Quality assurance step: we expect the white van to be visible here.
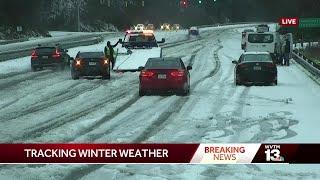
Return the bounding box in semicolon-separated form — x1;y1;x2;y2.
245;32;275;55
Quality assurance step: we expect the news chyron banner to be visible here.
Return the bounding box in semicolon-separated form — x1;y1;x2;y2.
0;144;319;164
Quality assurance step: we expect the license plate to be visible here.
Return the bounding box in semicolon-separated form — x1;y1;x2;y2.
253;66;261;71
89;62;96;66
42;56;48;59
158;74;167;79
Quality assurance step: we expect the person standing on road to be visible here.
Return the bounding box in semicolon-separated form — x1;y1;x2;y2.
104;40;120;69
284;39;291;66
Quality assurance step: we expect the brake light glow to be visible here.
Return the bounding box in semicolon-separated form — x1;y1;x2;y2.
239;64;248;68
102;58;109;65
31;50;38;59
170;70;185;77
266;63;275;68
52;49;61;58
75;59;82;66
141;70;154;77
143;30;154;35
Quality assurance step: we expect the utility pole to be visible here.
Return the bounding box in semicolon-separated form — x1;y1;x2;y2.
77;1;80;32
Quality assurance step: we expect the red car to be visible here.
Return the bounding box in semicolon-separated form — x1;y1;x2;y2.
139;57;192;96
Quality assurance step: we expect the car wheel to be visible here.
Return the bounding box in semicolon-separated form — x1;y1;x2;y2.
235;77;241;86
139;90;146;96
71;70;80;80
59;63;66;71
31;66;38;72
102;74;111;80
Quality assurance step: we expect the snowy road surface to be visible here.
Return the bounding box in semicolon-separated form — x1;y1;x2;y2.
1;25;320;179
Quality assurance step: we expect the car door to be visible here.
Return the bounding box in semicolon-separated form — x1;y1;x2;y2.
180;59;189;86
235;55;244;80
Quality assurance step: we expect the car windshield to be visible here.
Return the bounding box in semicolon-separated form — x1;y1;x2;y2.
36;47;55;53
243;54;272;62
248;34;274;43
145;59;182;69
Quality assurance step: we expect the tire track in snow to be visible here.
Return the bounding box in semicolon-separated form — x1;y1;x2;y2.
0;81;88;122
61;35;223;180
10;85;137;143
69;45;205;141
133;44;223;143
0;70;53;90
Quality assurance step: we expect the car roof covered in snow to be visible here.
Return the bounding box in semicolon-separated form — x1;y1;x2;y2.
190;26;198;30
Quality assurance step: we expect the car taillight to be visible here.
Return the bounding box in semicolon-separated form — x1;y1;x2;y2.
75;58;82;66
170;70;185;77
52;49;61;58
31;50;38;59
141;70;154;77
266;63;275;68
239;64;248;68
101;57;109;66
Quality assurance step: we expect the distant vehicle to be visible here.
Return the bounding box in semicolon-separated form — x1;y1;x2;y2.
70;52;110;80
241;29;254;49
161;23;171;31
188;26;199;36
138;57;192;96
114;30;165;71
146;24;155;30
135;24;145;31
232;52;277;86
256;24;270;33
31;45;70;71
172;24;181;31
244;32;277;61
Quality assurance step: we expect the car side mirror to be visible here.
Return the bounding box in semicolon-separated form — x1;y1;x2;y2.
158;38;165;43
187;66;192;70
232;60;238;64
138;66;144;71
65;50;69;53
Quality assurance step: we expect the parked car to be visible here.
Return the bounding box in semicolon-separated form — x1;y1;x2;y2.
233;52;277;86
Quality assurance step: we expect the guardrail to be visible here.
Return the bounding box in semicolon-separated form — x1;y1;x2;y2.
0;36;104;62
0;38;29;45
292;52;320;77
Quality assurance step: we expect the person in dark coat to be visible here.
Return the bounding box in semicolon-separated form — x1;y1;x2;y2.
284;39;291;66
104;40;120;69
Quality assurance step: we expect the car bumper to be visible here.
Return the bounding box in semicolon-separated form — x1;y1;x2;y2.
73;66;110;76
238;72;277;84
140;80;186;91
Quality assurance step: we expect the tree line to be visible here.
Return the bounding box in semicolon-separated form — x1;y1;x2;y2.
0;0;319;32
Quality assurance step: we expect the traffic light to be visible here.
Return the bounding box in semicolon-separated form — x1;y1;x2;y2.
180;0;188;8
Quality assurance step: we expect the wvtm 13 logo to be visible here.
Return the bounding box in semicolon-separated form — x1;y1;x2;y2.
264;145;285;162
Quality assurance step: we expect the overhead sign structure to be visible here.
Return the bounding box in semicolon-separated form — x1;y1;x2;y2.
299;18;320;28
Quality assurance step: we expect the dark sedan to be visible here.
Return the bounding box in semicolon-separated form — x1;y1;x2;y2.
139;57;192;96
233;52;277;86
31;45;70;71
71;52;110;80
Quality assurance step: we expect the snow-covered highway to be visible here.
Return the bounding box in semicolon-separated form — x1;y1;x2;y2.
1;25;320;179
